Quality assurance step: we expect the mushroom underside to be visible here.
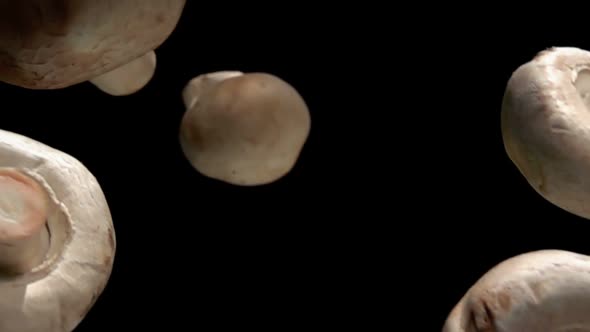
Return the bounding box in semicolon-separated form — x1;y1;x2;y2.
0;130;115;332
0;0;185;89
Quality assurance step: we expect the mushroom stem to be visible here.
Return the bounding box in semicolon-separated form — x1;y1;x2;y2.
89;50;157;96
0;168;49;275
182;71;244;109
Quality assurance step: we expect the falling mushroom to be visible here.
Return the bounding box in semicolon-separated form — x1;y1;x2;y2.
179;71;311;186
0;1;185;93
0;129;115;332
442;250;590;331
89;51;157;96
502;46;590;219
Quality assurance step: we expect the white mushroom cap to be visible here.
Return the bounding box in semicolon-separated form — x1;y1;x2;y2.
179;71;311;186
90;51;157;96
502;46;590;219
442;250;590;331
0;1;185;89
0;129;115;332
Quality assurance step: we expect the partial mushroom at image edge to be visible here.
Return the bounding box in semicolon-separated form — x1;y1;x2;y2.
0;1;186;95
0;129;115;332
502;46;590;220
442;250;590;331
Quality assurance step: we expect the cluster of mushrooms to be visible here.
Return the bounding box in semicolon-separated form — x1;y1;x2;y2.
0;2;310;332
442;47;590;331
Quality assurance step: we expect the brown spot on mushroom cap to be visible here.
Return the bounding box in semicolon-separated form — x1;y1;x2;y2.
496;290;512;312
180;72;311;186
107;227;115;253
0;0;185;89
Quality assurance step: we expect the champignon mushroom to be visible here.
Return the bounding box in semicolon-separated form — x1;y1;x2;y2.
0;129;115;332
0;1;185;91
502;46;590;219
179;71;311;186
442;250;590;331
89;51;157;96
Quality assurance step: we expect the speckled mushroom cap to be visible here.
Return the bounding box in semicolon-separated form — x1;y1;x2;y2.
180;71;312;186
502;47;590;219
442;250;590;332
0;129;115;332
0;0;185;89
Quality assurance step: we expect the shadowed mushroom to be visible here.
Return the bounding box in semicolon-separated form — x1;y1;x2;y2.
0;129;115;332
179;71;311;186
0;1;185;93
502;46;590;219
442;250;590;331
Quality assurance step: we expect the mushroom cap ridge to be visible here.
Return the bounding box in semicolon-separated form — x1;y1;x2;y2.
502;46;590;219
442;250;590;331
0;129;115;332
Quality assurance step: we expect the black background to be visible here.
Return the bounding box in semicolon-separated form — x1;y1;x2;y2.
16;5;590;332
0;2;368;331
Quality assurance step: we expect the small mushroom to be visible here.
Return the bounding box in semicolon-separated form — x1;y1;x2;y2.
179;71;311;186
89;51;157;96
0;1;185;91
502;46;590;219
0;129;115;332
442;250;590;331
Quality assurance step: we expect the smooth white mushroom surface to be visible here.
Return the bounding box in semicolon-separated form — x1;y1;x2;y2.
0;129;115;332
0;1;185;90
502;46;590;220
179;71;311;186
442;250;590;331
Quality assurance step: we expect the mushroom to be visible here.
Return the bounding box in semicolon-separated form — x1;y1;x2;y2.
442;250;590;331
0;1;185;92
0;129;115;332
502;46;590;219
89;51;157;96
179;71;311;186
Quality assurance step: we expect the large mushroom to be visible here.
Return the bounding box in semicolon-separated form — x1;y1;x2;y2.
0;129;115;332
502;46;590;219
179;71;311;186
442;250;590;331
0;1;186;95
